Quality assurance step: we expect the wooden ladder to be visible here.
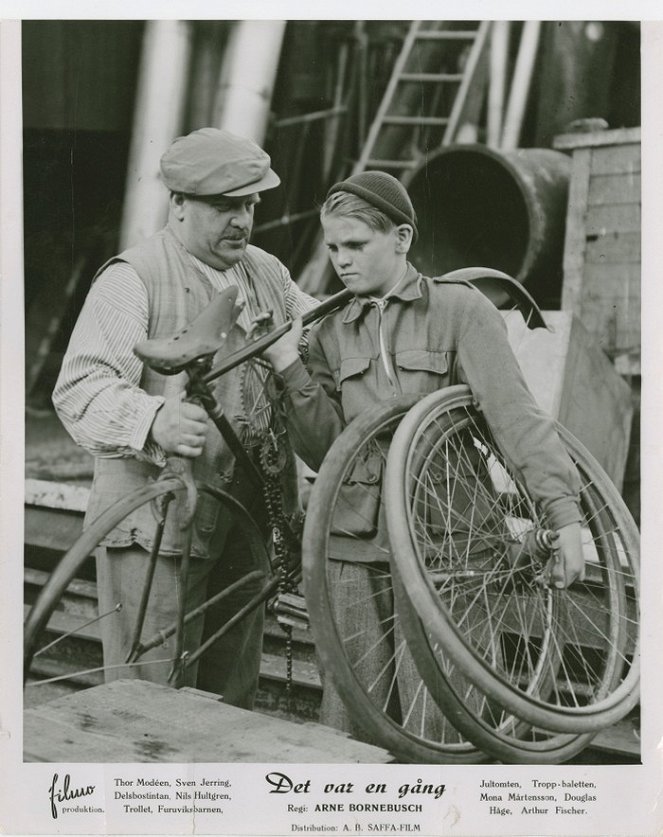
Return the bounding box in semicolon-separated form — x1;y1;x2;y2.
297;21;492;293
352;20;492;177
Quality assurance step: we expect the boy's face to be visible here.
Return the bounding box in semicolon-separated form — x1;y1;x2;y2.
322;215;407;297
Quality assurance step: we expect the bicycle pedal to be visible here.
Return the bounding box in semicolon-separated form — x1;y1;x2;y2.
276;613;310;631
272;593;309;630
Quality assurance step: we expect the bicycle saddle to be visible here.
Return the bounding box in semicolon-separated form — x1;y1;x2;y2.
134;286;244;374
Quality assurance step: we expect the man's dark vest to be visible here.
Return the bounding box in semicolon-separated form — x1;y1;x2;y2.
85;226;296;558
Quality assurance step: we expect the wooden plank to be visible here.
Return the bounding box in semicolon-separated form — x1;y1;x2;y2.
578;264;641;356
25;567;97;602
585;203;641;236
587;172;640;207
591;716;640;758
553;126;641;150
25;477;90;511
25;506;85;552
591;143;641;176
581;264;641;304
261;652;321;690
25;412;94;482
561;148;592;313
582;262;641;303
24;604;101;645
24;679;394;762
585;231;640;264
557;314;634;489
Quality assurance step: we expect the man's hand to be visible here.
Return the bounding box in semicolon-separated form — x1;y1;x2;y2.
548;522;585;589
150;392;209;457
262;317;304;373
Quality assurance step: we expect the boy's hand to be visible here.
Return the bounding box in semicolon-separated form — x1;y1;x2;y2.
262;317;304;373
548;522;585;589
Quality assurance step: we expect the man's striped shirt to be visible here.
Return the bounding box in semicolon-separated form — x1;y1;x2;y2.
52;254;315;464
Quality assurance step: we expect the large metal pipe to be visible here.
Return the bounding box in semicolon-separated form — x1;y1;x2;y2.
405;144;570;304
119;21;192;249
213;20;287;144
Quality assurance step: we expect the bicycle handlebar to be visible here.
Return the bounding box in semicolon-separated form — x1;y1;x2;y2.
203;287;353;385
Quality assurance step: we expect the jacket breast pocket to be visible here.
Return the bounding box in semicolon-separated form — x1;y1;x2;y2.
395;349;452;391
334;356;372;389
334;355;373;423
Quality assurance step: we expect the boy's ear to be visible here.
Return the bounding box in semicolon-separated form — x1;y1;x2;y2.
395;224;413;253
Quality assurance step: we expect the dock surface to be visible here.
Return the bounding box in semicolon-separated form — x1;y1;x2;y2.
23;679;394;764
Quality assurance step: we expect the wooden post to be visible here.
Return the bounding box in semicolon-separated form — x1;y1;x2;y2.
188;22;227;129
487;21;509;148
501;20;541;151
323;41;349;183
119;21;192;250
213;20;286;144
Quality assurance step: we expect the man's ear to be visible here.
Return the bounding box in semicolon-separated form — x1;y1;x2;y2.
394;224;413;254
170;192;187;221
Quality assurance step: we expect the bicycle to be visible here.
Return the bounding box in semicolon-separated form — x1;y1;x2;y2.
24;269;639;764
24;285;352;696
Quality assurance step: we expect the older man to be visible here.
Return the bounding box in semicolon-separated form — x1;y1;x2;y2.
53;128;315;708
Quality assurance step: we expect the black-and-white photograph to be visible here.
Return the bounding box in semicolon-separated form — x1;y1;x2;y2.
2;9;660;837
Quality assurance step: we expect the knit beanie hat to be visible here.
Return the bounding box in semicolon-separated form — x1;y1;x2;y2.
326;172;419;243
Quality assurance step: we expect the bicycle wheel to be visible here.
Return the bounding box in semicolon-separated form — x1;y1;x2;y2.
303;395;493;764
25;476;273;693
385;385;640;735
391;569;597;763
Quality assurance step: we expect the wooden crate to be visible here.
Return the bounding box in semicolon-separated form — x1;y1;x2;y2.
553;127;640;375
504;310;634;491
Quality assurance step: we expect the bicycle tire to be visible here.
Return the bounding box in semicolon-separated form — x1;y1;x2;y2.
385;385;640;735
391;568;597;763
25;476;272;690
302;395;491;764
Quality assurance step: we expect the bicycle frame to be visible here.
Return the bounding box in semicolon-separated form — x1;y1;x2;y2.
132;287;354;684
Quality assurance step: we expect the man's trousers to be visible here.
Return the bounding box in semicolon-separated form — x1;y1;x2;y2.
95;519;267;710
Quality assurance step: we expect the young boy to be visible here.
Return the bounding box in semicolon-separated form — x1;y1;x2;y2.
264;171;584;733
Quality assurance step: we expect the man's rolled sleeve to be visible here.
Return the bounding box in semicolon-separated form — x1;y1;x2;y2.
129;395;167;466
53;262;168;463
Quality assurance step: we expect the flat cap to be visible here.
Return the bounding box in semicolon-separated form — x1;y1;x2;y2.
160;127;281;196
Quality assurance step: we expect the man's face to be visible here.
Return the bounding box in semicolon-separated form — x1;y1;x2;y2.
322;214;406;297
174;193;260;270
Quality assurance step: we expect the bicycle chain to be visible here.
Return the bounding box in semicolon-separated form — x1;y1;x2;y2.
241;360;300;709
260;436;299;710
